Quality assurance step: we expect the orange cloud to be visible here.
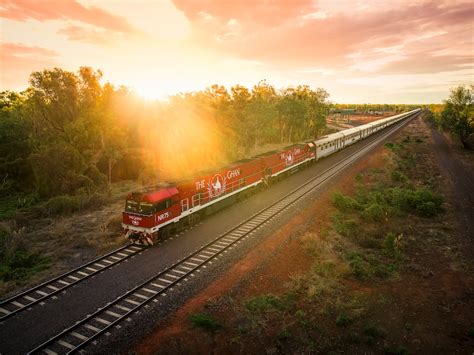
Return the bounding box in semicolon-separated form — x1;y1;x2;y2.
0;42;59;89
0;0;137;33
57;25;116;45
172;0;474;74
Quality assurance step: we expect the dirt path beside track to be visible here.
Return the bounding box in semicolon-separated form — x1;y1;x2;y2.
430;127;474;256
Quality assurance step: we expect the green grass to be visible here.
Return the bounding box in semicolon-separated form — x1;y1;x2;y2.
43;193;109;216
0;194;38;220
0;229;50;283
244;294;288;312
0;250;50;282
188;313;223;333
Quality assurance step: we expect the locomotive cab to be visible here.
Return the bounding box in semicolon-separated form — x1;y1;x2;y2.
122;186;180;245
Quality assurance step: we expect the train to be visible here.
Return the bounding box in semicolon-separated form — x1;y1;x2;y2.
123;108;421;245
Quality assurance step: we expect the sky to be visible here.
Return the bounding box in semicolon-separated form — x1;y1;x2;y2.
0;0;473;103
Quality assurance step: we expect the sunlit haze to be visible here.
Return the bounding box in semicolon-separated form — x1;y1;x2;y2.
1;0;473;103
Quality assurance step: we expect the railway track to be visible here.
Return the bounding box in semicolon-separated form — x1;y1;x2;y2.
28;112;419;354
0;244;145;321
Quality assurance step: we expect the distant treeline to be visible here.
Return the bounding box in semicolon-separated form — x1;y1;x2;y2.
0;67;334;199
425;85;473;149
330;103;422;113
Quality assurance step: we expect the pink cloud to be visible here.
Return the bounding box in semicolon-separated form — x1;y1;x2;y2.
0;42;59;90
173;0;315;26
172;0;474;74
0;0;137;33
57;25;114;45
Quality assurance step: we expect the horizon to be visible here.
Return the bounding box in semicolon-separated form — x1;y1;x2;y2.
1;0;473;104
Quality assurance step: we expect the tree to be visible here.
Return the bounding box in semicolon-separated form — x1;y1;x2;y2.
440;85;474;149
0;91;33;192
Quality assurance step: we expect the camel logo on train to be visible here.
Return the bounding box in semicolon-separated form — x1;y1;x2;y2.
208;174;226;199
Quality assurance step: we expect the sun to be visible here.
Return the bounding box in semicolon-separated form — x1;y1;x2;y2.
134;85;169;100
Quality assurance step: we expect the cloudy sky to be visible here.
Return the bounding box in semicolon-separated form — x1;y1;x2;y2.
1;0;473;103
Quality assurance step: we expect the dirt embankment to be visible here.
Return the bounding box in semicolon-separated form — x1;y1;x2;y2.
135;117;474;354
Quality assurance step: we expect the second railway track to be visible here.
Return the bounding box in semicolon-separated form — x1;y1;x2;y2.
28;112;419;355
0;243;145;321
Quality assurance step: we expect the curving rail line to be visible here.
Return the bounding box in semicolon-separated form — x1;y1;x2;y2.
28;110;420;354
0;244;145;321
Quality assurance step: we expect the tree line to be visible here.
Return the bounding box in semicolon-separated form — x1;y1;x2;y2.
425;85;473;149
0;67;331;200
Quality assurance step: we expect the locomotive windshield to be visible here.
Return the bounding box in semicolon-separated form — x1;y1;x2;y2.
125;200;154;215
125;198;171;215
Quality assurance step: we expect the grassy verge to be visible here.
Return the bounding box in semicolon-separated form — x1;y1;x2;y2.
0;227;50;286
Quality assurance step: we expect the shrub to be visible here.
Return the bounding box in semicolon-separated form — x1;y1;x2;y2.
332;192;360;212
277;328;291;342
391;170;407;183
245;294;286;312
386;187;443;217
336;314;353;327
43;193;109;216
188;313;222;333
346;252;370;280
363;324;386;338
0;230;50;282
362;203;385;222
331;213;359;238
383;233;402;258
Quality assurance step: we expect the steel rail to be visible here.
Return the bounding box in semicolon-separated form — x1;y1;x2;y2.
0;243;145;321
28;112;420;354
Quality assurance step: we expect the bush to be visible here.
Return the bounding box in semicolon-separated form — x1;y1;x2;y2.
0;229;50;282
362;203;385;222
383;233;402;258
336;314;353;327
346;252;370;280
188;313;222;333
43;193;109;216
332;192;360;212
363;324;386;338
245;294;286;312
277;328;291;342
44;195;81;215
331;213;359;238
391;170;407;183
386;187;443;217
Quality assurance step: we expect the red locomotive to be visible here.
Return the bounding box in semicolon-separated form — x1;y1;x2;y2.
123;143;315;244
